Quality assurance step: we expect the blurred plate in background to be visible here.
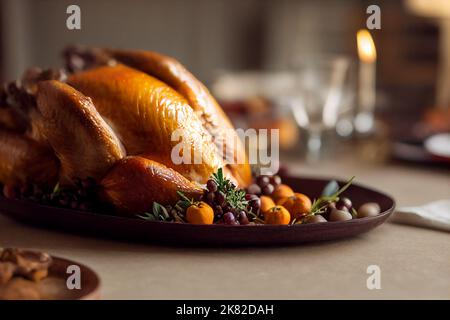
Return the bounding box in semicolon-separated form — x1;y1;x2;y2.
425;133;450;161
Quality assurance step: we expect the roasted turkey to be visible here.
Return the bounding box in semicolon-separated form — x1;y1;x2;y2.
0;47;251;214
36;80;125;183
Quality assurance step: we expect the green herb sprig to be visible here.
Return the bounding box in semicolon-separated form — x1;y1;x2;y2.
309;176;355;216
137;202;170;222
211;168;248;210
176;191;196;209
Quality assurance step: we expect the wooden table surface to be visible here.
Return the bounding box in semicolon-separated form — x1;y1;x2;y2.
0;156;449;299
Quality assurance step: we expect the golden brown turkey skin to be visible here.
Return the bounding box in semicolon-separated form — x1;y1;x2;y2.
0;107;28;133
0;128;59;186
67;64;223;184
105;49;252;187
36;80;125;183
100;156;203;214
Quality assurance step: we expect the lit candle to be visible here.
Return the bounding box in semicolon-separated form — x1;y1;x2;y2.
356;29;377;133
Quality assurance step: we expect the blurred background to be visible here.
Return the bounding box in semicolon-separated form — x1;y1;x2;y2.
1;0;450;168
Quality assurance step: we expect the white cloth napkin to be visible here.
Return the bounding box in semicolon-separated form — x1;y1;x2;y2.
391;199;450;232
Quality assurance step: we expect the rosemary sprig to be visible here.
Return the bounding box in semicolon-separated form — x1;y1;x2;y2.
309;176;355;216
52;182;60;195
211;168;248;210
212;167;227;191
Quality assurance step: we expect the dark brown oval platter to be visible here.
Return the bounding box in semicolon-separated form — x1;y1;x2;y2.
0;176;395;246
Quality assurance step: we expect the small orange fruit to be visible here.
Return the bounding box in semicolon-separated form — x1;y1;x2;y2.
277;193;312;221
260;196;276;216
271;184;294;202
186;201;214;224
264;205;291;225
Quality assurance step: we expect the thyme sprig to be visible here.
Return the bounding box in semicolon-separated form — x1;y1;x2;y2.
212;168;248;210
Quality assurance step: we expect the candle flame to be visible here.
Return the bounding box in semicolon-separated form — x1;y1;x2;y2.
357;29;377;63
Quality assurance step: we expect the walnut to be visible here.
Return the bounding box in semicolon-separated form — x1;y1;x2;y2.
0;248;52;282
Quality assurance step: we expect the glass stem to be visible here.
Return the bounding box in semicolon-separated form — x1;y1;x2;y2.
306;130;322;163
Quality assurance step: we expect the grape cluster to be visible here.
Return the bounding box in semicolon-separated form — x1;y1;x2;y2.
246;175;281;196
245;194;260;215
2;178;101;212
201;179;250;225
321;197;354;221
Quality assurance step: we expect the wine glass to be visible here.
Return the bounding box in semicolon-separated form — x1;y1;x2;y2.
287;55;353;161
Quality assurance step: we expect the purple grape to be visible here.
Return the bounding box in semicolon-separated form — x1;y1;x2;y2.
357;202;381;218
70;201;78;209
337;197;352;211
245;194;258;201
261;184;274;195
257;176;270;188
239;211;249;225
246;184;261;195
304;215;327;224
335;203;349;212
223;212;235;224
326;201;336;212
329;209;352;221
215;191;226;206
206;179;218;192
205;192;215;204
214;205;223;216
271;175;282;187
250;198;261;211
58;197;69;207
322;202;336;219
